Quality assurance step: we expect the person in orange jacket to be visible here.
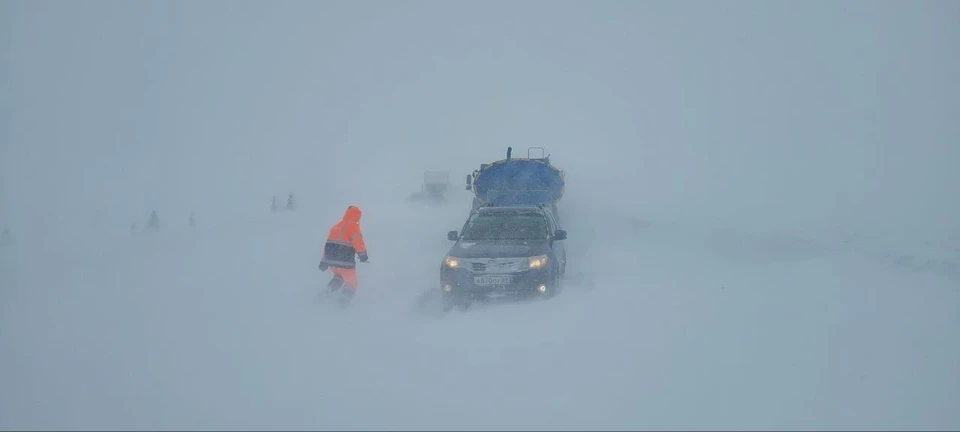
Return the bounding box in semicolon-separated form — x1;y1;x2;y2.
318;205;368;307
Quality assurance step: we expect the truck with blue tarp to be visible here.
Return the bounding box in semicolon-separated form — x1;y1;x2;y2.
464;146;565;218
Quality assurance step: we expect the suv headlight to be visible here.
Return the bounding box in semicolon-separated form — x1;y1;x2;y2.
527;255;548;269
444;256;460;268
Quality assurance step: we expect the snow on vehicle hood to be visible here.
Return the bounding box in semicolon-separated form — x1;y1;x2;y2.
447;239;551;259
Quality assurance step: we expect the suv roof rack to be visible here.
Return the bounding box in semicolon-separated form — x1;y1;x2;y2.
476;205;542;212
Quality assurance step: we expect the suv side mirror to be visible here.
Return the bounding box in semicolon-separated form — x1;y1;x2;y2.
447;230;459;241
465;174;472;190
552;230;567;241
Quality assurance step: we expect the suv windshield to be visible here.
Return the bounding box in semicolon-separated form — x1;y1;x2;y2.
460;212;549;241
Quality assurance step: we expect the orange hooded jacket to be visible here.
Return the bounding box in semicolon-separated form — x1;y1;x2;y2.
320;205;367;268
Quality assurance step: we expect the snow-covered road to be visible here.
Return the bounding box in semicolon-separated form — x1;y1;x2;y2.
2;193;957;430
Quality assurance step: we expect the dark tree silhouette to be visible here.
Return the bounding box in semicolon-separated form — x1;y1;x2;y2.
147;211;160;231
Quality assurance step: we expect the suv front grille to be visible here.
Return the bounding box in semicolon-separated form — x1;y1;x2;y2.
462;258;526;273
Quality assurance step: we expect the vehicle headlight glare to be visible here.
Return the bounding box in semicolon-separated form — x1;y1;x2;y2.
528;255;548;269
444;256;459;268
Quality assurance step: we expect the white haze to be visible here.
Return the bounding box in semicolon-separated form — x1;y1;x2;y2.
1;0;958;429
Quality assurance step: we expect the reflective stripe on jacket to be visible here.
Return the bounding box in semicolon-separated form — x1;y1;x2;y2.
321;205;366;269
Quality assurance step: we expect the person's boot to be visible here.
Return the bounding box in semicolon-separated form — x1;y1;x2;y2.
327;275;344;292
337;288;355;308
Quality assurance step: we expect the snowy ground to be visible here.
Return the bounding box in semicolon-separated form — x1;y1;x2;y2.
1;192;957;431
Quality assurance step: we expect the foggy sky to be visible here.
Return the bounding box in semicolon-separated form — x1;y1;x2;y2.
3;0;958;241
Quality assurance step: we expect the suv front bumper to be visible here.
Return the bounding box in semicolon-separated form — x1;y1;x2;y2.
440;266;556;300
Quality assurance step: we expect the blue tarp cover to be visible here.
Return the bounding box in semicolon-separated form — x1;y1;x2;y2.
473;159;564;206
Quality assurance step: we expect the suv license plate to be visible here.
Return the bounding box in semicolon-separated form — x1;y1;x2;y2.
474;275;511;286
